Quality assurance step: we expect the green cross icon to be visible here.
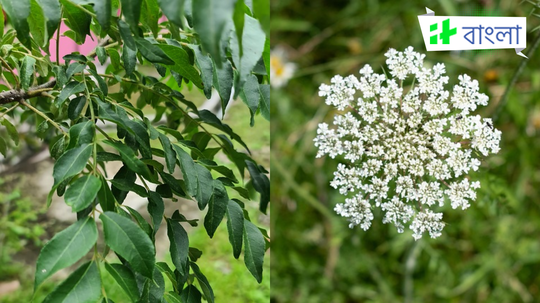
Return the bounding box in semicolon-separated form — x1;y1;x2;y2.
429;18;457;45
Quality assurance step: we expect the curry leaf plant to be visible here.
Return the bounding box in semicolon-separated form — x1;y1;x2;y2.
0;0;269;301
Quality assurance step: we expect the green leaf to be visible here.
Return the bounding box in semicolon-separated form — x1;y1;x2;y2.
198;110;250;152
67;120;94;150
35;217;98;288
190;262;214;303
97;175;115;211
0;137;6;157
158;44;202;88
239;73;260;124
20;56;36;90
120;0;142;30
96;46;107;65
67;96;86;120
53;143;92;185
125;206;152;236
141;0;159;36
253;0;269;35
164;292;183;303
226;200;244;259
0;0;31;46
93;0;111;31
66;62;85;79
204;180;228;238
135;38;174;65
181;285;202;303
42;261;101;303
60;0;91;44
1;118;19;146
56;81;85;107
29;0;46;47
100;211;156;278
111;165;135;204
0;3;4;37
147;191;164;235
234;15;265;91
64;175;101;212
104;263;139;302
246;160;270;214
158;0;183;27
212;59;233;110
157;262;177;288
158;133;176;174
192;0;235;66
187;44;213;99
166;218;189;273
87;68;108;95
194;164;214;210
243;219;265;283
103;140;152;179
259;83;270;120
173;145;197;196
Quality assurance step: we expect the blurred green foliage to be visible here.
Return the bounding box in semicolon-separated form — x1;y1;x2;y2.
271;0;540;302
0;179;45;280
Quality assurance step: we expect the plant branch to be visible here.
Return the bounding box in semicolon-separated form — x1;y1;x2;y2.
0;56;20;88
0;80;56;105
18;98;67;135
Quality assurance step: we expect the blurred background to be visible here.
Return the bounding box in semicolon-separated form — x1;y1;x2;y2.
271;0;540;302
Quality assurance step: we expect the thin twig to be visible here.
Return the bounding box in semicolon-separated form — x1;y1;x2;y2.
18;98;67;135
404;240;421;303
0;56;20;88
493;30;540;122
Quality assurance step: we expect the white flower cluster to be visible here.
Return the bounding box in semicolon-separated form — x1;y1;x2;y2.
314;47;501;240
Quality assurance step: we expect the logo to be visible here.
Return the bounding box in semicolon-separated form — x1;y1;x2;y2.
418;8;527;57
429;19;457;45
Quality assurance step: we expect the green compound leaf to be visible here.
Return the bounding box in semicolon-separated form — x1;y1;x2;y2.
166;218;189;273
226;200;244;259
100;211;156;279
104;262;139;302
243;219;265;283
42;261;101;303
35;217;98;289
64;175;101;212
53;143;92;185
204;180;228;238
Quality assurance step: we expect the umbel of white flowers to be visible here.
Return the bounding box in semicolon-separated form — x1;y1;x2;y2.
314;47;501;240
